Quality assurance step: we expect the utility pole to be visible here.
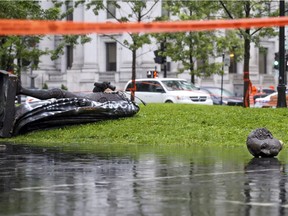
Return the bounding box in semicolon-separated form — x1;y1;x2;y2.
277;0;287;108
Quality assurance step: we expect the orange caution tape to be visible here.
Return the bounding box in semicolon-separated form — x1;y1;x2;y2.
0;16;288;35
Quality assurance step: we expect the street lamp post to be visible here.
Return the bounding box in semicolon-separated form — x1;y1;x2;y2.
221;53;224;105
277;0;287;108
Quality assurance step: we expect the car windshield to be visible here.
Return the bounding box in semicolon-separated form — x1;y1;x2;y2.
162;80;198;91
204;88;235;97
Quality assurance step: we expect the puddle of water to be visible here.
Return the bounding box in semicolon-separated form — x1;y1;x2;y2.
0;144;288;216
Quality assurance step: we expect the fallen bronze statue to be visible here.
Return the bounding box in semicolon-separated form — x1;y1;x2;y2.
246;127;283;158
0;70;139;138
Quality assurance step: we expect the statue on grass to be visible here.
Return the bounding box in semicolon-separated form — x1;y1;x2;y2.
246;128;283;158
0;70;139;138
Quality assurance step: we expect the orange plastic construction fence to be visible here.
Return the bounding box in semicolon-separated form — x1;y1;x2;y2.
0;16;288;35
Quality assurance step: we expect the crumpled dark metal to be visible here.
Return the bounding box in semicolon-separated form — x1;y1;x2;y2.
13;97;139;136
246;128;283;158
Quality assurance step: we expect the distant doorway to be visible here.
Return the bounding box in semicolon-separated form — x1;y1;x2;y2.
259;48;267;74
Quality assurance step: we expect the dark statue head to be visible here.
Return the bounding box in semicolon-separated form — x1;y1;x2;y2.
246;128;283;158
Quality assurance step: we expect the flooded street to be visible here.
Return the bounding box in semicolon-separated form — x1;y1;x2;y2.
0;144;288;216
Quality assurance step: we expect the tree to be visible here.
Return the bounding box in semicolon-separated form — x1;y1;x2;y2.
219;0;278;107
0;1;48;75
0;1;90;84
152;1;243;84
0;1;72;78
46;1;92;62
81;0;160;101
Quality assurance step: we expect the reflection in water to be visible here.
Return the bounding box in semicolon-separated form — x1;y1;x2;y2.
244;158;287;216
0;144;288;215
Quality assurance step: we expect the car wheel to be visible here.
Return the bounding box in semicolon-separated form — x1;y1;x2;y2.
165;100;173;103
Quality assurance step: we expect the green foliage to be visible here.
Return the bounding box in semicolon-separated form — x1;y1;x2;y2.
153;1;244;79
219;0;278;70
0;0;42;19
50;35;92;60
50;43;65;61
2;104;288;152
81;0;159;83
0;1;42;72
152;1;275;79
42;83;48;89
0;0;91;74
83;0;158;51
74;0;159;101
0;1;64;74
61;84;68;90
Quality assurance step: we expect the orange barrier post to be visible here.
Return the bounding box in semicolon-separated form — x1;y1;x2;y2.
250;85;257;107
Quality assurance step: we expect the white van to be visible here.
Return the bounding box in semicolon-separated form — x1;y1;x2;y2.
124;78;213;105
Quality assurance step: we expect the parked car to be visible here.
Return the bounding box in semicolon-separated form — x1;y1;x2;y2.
253;88;276;103
124;78;213;105
200;86;243;106
254;92;288;108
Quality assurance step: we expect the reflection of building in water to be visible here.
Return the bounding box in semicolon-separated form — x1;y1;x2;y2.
244;158;286;216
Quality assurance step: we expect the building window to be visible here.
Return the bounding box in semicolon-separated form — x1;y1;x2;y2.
161;1;169;17
264;2;271;15
106;42;116;71
66;45;73;69
259;48;267;74
107;1;116;19
166;62;171;72
197;59;206;74
66;1;73;21
229;52;237;74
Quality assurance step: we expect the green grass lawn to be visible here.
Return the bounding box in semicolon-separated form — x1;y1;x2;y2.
1;104;288;151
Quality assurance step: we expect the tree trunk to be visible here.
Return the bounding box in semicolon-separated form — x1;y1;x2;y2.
243;29;251;108
190;73;195;84
189;51;195;84
243;2;251;108
130;48;136;102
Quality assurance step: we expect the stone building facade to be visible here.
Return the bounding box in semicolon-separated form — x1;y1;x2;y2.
21;1;279;96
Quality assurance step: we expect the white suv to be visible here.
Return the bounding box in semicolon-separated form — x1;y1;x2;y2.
124;78;213;105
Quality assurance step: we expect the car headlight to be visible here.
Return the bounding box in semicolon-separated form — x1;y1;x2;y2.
176;95;190;100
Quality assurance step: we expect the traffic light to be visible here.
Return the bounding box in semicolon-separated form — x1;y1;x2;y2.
153;50;166;64
274;52;279;70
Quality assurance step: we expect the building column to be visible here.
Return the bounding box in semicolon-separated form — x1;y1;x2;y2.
83;9;99;71
71;4;84;69
38;1;56;71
